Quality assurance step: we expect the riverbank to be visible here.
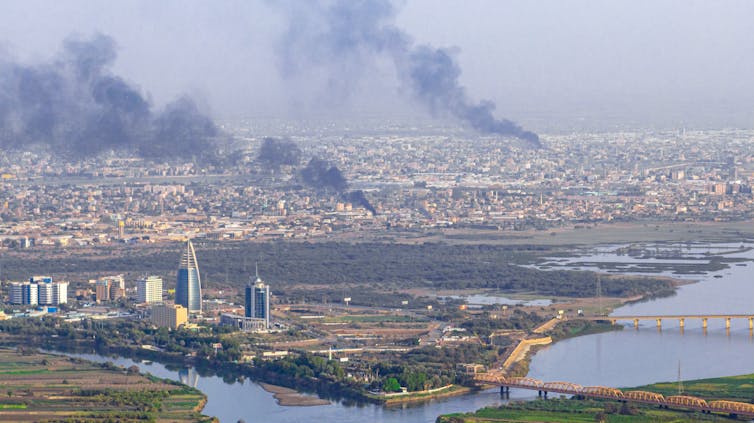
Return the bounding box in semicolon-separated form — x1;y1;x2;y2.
0;347;213;422
259;383;331;406
417;219;754;246
439;373;754;422
371;385;475;406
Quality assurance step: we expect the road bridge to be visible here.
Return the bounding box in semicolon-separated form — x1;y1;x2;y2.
475;372;754;419
578;314;754;330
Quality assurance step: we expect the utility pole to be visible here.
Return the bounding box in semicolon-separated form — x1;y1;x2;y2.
596;274;603;316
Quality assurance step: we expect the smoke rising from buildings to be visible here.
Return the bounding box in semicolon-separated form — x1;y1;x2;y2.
0;33;219;160
300;157;348;192
345;190;377;215
275;0;540;147
257;137;302;169
300;157;376;215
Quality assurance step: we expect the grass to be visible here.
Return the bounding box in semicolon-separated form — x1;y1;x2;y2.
0;348;211;422
441;372;754;423
633;373;754;401
441;399;725;422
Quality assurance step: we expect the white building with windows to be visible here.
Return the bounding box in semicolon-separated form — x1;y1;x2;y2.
138;276;163;304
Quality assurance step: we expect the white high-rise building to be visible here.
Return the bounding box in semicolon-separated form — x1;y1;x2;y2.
138;276;163;304
38;282;54;305
7;279;65;305
8;282;38;305
52;282;68;305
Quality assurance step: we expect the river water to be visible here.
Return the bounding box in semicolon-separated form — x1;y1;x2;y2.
58;242;754;422
528;242;754;388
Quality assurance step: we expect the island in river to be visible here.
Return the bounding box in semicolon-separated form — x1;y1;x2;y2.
0;347;213;422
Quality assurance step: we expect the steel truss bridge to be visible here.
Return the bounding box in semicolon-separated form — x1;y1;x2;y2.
475;372;754;419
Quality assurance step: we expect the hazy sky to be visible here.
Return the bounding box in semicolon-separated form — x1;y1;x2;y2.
1;0;753;130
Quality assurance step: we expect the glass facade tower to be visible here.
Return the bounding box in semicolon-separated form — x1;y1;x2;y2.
245;266;270;328
176;239;202;313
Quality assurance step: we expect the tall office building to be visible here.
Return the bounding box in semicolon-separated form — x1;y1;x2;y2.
245;266;270;329
138;276;163;304
176;239;202;313
8;278;66;305
52;282;68;305
8;282;38;305
37;282;53;305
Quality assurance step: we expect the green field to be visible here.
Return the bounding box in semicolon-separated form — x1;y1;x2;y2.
634;374;754;402
440;374;754;422
0;348;214;422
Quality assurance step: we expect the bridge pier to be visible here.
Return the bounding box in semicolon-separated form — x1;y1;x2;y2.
656;318;662;329
633;319;639;329
702;318;708;329
726;317;731;329
749;317;753;330
679;318;684;329
500;386;510;397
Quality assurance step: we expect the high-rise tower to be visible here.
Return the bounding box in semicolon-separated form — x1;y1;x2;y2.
245;264;270;328
176;239;202;313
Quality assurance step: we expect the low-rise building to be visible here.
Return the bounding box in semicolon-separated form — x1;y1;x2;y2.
220;313;268;332
151;304;188;329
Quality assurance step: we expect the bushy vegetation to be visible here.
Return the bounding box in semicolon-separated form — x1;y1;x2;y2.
441;398;721;422
460;309;547;338
0;241;673;299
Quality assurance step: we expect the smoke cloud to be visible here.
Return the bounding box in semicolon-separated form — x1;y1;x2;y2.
0;33;220;160
275;0;540;147
345;190;377;215
257;137;302;169
300;157;348;192
300;157;376;215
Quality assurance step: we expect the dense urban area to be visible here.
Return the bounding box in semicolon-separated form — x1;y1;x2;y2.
1;124;753;421
1;126;753;247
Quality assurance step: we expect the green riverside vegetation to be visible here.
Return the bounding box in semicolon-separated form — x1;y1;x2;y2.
0;347;213;422
439;373;754;422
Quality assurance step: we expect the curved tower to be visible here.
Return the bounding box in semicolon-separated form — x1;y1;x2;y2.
176;239;202;313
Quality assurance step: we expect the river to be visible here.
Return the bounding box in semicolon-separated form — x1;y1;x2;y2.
57;242;754;422
529;242;754;387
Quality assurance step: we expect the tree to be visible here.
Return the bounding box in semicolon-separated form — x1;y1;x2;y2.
383;377;401;393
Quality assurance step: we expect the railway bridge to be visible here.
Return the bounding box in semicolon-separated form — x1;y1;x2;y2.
474;372;754;419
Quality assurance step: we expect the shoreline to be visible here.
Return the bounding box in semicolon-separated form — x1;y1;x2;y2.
259;382;331;407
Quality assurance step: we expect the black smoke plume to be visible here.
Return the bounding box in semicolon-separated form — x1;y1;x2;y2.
275;0;540;148
300;157;348;192
0;33;220;160
345;190;377;215
300;157;376;215
257;137;302;169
